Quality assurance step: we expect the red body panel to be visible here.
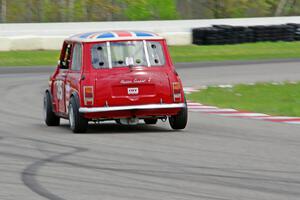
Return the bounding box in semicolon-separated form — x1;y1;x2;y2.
49;36;185;120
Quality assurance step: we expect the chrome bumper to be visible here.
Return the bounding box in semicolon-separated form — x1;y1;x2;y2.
79;103;185;113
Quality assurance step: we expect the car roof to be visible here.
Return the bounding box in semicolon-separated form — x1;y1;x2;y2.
67;31;164;43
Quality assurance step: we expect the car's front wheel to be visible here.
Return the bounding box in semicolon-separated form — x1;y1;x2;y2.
69;97;88;133
43;92;60;126
169;103;188;130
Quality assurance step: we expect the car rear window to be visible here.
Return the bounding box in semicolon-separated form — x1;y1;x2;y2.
91;41;166;69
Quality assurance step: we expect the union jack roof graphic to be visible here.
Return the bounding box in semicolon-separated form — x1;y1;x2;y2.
68;31;163;42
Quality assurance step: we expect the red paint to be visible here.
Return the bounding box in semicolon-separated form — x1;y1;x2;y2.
114;31;132;37
264;118;300;122
48;32;185;120
205;111;251;114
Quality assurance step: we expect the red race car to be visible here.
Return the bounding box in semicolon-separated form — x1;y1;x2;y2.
44;31;188;133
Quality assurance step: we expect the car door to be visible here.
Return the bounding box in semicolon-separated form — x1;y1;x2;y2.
54;43;73;114
65;43;83;112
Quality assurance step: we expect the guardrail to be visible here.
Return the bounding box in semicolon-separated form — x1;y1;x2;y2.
0;16;300;51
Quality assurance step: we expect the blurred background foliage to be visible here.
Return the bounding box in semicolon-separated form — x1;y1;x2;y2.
0;0;299;23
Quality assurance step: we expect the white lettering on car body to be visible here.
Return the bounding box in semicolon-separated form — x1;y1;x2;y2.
120;78;150;84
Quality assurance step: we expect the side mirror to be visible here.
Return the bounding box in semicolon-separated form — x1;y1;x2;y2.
57;60;63;68
58;60;68;69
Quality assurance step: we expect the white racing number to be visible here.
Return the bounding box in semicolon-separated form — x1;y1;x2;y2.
56;81;64;100
128;87;139;95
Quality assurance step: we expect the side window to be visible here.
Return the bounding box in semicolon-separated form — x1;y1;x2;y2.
147;42;165;66
60;43;73;69
71;43;82;71
91;43;109;69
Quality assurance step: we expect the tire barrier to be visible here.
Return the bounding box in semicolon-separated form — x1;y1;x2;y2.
192;24;300;45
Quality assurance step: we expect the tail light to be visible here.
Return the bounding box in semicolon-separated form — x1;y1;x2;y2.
173;82;182;102
83;86;94;106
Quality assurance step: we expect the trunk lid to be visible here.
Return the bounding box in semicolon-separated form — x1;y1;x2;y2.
94;68;172;107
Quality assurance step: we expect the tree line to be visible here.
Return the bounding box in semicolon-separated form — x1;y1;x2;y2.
0;0;299;23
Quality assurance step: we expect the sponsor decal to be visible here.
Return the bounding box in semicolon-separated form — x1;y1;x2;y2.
128;87;139;95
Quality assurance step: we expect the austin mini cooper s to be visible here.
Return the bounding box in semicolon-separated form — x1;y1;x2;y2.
44;31;188;133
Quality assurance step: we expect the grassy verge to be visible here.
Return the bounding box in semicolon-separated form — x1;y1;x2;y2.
169;42;300;63
0;50;60;67
0;42;300;67
188;82;300;117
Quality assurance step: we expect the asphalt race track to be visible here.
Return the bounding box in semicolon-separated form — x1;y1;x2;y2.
1;60;300;200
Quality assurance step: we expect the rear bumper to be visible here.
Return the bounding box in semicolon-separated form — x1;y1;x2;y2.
79;103;185;113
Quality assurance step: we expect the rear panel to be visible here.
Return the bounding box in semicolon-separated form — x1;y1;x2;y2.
80;39;184;110
94;67;173;107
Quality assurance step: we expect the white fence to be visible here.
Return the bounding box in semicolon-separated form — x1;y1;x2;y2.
0;16;299;51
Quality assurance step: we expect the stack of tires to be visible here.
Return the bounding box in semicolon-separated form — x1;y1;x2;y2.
192;27;220;45
192;23;300;45
213;25;253;44
249;25;294;42
287;23;300;41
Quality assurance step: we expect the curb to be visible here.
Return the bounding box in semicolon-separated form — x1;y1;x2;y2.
184;87;300;125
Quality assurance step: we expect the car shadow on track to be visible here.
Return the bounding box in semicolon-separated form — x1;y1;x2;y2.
57;123;175;134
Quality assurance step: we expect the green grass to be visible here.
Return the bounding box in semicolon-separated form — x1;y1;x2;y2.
188;82;300;117
169;42;300;63
0;42;300;66
0;50;60;67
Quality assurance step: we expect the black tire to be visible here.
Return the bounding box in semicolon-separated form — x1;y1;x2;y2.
69;97;88;133
43;91;60;126
144;118;158;125
169;103;188;130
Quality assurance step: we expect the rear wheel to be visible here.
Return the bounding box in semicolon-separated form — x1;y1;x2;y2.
43;92;60;126
69;97;88;133
144;118;158;125
169;103;188;130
